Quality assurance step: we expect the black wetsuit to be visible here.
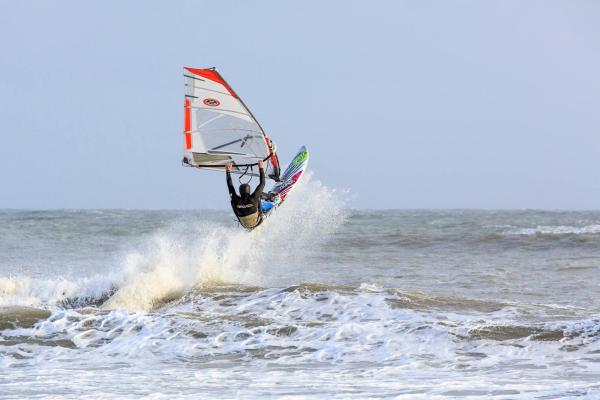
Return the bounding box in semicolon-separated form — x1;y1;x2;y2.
226;167;265;229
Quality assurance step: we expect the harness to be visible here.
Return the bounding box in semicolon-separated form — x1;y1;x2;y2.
237;212;263;229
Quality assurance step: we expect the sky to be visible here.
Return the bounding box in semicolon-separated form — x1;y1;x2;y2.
0;0;599;209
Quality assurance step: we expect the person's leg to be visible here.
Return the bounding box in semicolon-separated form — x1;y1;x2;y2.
261;192;276;202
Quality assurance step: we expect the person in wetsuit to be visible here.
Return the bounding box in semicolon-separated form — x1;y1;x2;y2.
225;160;266;229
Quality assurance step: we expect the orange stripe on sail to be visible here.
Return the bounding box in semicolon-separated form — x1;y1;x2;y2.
185;67;239;98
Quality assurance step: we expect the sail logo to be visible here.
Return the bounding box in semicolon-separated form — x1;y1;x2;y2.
203;98;221;107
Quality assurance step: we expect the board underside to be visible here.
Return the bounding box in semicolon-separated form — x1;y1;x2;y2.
261;146;309;215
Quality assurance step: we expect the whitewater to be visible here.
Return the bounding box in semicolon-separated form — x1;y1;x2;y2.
1;179;600;399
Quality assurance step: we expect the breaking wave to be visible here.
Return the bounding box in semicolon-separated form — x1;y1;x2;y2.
2;284;599;378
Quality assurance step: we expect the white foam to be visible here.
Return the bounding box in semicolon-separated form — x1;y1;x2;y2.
0;274;116;308
2;283;599;398
4;286;600;371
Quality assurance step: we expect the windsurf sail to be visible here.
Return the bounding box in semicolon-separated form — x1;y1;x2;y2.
182;67;280;180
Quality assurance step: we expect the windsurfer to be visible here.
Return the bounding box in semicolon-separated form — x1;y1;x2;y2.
226;160;266;229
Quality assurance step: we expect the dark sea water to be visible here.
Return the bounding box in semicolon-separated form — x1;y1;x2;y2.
1;183;599;398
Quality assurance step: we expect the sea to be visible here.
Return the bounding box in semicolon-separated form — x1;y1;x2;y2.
1;179;599;399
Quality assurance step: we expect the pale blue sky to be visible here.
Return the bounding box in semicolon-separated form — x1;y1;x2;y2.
1;0;599;209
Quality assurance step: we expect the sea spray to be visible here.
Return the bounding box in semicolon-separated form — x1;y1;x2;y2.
104;175;348;311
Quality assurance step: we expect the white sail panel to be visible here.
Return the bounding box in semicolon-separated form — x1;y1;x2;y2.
182;67;280;179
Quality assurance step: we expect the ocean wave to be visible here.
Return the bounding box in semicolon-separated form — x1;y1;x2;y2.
386;289;507;313
504;224;600;236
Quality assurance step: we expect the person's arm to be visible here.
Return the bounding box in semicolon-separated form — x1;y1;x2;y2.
253;160;266;197
225;163;236;197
